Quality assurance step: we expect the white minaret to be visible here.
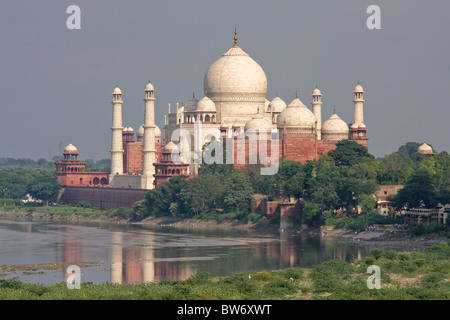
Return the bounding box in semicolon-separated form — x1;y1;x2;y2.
353;82;365;127
142;81;156;189
110;85;124;179
312;86;323;140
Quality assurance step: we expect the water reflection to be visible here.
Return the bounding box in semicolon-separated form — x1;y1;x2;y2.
0;220;368;285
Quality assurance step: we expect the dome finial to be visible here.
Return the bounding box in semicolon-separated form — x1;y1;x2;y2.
333;107;336;114
234;28;238;46
295;90;298;98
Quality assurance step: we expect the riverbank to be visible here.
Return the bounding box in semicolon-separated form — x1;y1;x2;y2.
1;241;449;300
0;209;279;233
1;209;448;252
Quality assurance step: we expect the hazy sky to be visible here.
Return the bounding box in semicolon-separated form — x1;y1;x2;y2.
1;1;449;160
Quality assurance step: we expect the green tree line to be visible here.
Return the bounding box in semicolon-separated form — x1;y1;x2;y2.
134;140;450;225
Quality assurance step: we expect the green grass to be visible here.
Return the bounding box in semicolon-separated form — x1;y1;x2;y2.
1;242;449;300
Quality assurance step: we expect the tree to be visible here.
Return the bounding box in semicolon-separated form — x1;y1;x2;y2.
180;174;224;215
28;182;60;205
328;140;374;167
390;168;439;209
144;176;188;215
223;171;254;213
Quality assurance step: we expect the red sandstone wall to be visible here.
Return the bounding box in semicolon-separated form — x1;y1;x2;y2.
59;186;148;209
126;142;143;174
56;172;109;187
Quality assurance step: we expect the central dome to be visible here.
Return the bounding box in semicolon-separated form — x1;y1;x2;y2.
203;45;267;101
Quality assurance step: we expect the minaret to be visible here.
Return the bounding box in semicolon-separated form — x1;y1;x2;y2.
110;85;124;178
312;86;322;140
353;82;365;127
350;82;368;147
142;81;156;189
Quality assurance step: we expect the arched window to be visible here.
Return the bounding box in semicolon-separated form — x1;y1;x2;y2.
93;177;100;185
205;115;210;122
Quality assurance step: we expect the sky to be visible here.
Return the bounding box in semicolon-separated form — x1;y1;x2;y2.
0;0;449;161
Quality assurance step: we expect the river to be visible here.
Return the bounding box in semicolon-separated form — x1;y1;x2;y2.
0;219;369;285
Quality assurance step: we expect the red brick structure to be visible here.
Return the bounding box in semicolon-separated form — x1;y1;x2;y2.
154;142;193;187
55;144;108;187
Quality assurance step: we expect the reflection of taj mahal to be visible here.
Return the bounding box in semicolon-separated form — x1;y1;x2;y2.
57;30;368;191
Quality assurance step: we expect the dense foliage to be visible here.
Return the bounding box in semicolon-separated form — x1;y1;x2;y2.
1;242;448;300
131;140;450;225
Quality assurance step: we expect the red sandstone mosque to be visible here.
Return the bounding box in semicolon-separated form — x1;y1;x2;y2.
56;31;369;190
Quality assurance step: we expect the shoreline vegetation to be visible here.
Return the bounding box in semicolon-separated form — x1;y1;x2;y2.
0;207;449;300
0;241;448;300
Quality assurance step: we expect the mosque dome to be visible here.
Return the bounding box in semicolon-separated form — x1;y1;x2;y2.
418;143;434;155
64;143;78;153
203;43;267;101
185;95;199;112
145;82;154;91
196;96;216;112
244;113;271;132
268;96;287;113
322;113;349;135
277;96;316;129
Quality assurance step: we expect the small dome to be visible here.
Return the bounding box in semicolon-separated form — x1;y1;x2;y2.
196;96;216;112
165;141;178;151
113;86;122;95
354;83;364;92
128;127;134;132
277;97;316;129
155;125;161;137
322;113;349;134
64;143;78;153
418;143;434;155
145;82;154;91
313;87;322;95
244;113;271;132
185;96;199;112
268;96;287;113
138;125;144;136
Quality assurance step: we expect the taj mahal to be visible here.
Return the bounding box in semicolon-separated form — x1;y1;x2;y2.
56;30;368;191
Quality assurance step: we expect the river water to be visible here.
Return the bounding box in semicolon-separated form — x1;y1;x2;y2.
0;219;369;285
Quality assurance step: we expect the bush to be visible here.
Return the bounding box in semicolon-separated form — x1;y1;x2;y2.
76;201;92;209
115;207;133;218
262;279;295;296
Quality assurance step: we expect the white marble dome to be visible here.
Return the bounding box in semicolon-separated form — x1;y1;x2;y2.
203;45;267;100
196;96;216;112
185;96;199;112
418;143;433;154
277;97;316;129
64;143;78;153
165;141;178;151
244;113;271;131
138;125;144;136
313;87;322;95
322;113;349;134
354;84;364;92
113;86;122;95
145;81;154;91
268;96;287;113
154;125;162;137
